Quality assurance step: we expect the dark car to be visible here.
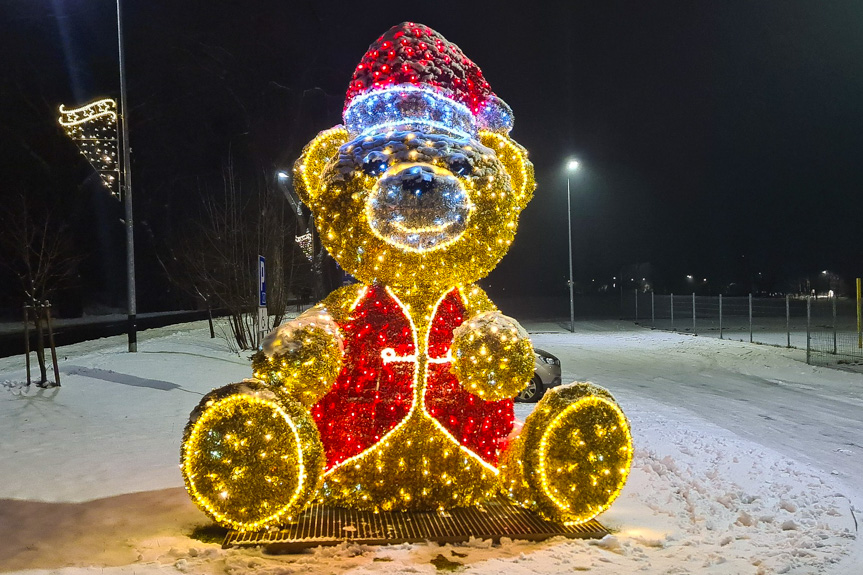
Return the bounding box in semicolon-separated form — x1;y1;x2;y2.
516;348;562;402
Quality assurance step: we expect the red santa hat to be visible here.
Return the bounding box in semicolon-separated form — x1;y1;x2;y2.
343;22;513;138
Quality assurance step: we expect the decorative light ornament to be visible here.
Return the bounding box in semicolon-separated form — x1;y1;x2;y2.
343;22;503;123
365;162;474;252
451;311;535;402
58;98;121;196
295;232;313;262
499;383;633;525
344;86;476;139
181;22;632;531
252;307;343;407
181;382;325;531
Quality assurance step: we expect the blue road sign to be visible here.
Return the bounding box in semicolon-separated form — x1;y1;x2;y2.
258;255;266;307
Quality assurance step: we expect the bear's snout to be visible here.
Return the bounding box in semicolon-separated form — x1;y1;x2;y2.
366;163;474;252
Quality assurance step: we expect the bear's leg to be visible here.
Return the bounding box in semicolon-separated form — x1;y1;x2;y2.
181;381;325;531
499;382;633;524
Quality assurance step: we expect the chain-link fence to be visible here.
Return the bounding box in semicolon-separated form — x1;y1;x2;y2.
626;291;863;368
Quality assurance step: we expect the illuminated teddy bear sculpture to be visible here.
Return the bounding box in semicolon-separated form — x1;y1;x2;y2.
181;23;633;532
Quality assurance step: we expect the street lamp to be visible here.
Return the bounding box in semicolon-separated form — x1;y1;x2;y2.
565;158;580;333
116;0;136;352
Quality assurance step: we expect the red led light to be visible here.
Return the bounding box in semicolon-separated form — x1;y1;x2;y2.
311;286;414;467
310;285;515;469
344;22;494;115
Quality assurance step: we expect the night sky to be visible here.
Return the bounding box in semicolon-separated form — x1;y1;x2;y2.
2;1;862;313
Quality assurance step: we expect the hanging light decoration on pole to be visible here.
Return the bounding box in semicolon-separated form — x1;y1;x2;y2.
58;0;137;352
58;98;121;196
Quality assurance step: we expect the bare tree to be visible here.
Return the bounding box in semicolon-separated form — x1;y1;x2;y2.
163;156;300;350
0;192;80;384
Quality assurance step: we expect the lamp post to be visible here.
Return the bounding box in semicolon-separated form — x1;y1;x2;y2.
115;0;136;352
566;158;580;333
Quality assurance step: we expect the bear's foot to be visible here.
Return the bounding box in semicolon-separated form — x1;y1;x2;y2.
181;381;325;531
500;382;633;524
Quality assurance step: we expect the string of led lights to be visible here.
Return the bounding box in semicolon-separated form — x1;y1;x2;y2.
180;382;326;531
294;232;313;261
180;21;633;532
499;383;633;525
58;98;121;196
344;86;476;139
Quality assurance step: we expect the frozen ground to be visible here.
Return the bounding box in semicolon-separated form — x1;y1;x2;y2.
1;318;860;574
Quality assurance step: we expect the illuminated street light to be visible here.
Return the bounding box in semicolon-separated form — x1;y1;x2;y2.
274;169;313;263
565;158;580;333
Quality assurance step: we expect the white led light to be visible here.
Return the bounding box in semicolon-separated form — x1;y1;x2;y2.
344;85;476;139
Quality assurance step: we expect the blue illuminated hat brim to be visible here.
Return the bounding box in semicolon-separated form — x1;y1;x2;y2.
343;85;477;139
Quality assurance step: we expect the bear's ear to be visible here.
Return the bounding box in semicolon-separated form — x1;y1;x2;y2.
478;131;536;210
293;126;350;205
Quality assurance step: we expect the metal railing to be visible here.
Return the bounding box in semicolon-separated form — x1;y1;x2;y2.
627;291;863;368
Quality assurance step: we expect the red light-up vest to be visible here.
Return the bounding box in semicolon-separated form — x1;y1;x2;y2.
310;284;515;470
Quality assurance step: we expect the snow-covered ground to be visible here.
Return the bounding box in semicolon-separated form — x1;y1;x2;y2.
1;318;860;574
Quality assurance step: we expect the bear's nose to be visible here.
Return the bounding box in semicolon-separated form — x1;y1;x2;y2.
400;166;437;197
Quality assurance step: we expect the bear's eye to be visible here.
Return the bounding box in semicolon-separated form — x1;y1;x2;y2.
447;154;473;177
361;151;388;176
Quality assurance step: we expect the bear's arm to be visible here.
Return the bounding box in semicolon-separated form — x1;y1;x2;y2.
458;283;498;317
451;284;535;402
250;285;367;406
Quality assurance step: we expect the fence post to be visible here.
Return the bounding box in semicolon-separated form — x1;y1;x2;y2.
786;294;791;348
692;292;696;335
806;296;811;364
749;293;753;343
832;294;837;355
634;289;638;321
651;291;655;328
23;305;31;387
719;294;723;339
857;278;862;349
671;293;674;330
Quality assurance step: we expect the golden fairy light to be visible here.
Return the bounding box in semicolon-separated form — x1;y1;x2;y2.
181;382;325;531
58;98;121;196
451;311;535;402
179;22;633;532
499;383;633;525
252;307;343;407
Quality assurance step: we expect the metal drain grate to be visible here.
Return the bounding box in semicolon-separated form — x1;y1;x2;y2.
224;495;609;552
